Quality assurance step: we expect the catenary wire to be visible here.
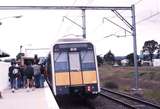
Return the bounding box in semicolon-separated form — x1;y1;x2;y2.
55;0;78;37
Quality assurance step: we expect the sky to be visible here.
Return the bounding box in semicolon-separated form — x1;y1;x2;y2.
0;0;160;58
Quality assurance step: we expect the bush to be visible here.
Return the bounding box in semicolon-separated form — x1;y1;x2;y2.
104;81;119;89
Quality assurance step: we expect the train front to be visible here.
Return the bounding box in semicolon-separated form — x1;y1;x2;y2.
51;39;100;97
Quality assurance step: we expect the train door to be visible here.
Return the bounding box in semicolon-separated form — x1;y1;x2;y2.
69;52;83;85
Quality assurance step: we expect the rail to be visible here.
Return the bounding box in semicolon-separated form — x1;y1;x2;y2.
100;92;136;109
100;87;160;109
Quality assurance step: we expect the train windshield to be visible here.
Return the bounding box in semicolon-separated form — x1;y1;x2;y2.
80;51;96;71
53;43;96;72
54;52;69;72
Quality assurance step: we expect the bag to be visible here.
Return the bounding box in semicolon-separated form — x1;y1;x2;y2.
13;68;18;75
33;65;40;75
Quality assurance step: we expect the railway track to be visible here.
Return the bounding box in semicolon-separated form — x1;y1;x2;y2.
57;95;96;109
100;87;160;109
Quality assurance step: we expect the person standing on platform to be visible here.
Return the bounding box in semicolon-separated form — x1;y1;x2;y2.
8;62;19;93
25;62;34;92
33;62;41;88
40;64;45;88
19;64;25;88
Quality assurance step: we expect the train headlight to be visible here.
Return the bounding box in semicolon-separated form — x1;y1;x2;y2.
70;48;77;51
87;86;91;92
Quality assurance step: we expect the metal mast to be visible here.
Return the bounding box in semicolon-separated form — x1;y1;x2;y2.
82;9;86;38
131;5;139;90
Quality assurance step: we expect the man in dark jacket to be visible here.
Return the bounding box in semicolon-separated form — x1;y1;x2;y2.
25;62;34;91
8;62;19;93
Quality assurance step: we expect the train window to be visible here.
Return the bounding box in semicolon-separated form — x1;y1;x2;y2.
80;51;96;70
54;52;69;72
69;52;81;71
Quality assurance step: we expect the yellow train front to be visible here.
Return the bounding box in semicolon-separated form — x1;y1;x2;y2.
49;37;100;97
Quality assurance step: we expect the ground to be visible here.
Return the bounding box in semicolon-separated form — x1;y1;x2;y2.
98;64;160;104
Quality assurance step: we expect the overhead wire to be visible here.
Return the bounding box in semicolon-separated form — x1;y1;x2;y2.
136;0;160;24
64;0;81;36
103;0;144;20
86;0;95;6
134;0;143;5
59;0;94;37
137;11;160;24
88;0;146;42
95;0;160;53
55;0;78;37
56;0;150;40
92;0;145;42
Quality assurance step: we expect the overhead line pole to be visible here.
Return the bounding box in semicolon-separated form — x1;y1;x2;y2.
82;9;86;38
131;5;139;91
99;4;139;92
107;6;139;91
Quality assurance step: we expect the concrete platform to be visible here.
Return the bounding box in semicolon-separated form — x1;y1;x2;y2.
0;83;59;109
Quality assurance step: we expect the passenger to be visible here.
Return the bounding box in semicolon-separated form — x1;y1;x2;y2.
8;62;19;93
22;64;27;88
32;62;41;88
25;62;34;92
19;65;25;88
40;64;45;88
16;64;22;89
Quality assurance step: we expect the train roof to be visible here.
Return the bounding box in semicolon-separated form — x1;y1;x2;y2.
55;36;90;45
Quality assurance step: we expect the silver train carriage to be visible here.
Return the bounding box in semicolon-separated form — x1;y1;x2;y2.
46;37;100;97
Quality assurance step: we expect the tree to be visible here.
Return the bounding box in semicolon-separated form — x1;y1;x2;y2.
104;50;115;65
126;53;140;66
142;40;158;63
16;53;25;60
126;53;133;66
97;55;103;66
157;44;160;58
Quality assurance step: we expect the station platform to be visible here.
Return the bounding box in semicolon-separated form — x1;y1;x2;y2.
0;82;59;109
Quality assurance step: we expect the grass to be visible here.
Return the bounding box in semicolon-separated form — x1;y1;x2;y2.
98;64;160;104
143;89;160;103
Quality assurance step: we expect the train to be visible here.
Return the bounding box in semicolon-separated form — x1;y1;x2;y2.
46;36;100;98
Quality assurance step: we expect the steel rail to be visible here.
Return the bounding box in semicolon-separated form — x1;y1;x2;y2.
101;87;160;109
100;92;136;109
